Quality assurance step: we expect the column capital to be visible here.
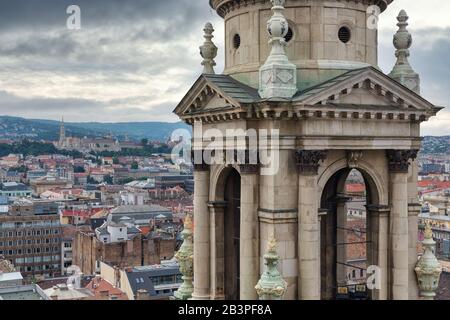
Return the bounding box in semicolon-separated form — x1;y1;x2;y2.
235;150;260;174
295;150;327;175
386;149;419;173
191;149;210;171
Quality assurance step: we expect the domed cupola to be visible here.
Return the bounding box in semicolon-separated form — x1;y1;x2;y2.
209;0;394;90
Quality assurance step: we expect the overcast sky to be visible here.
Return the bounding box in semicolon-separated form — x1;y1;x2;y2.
0;0;448;136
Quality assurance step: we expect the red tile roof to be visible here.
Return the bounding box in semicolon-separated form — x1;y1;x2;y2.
85;278;128;300
345;183;366;194
61;208;104;217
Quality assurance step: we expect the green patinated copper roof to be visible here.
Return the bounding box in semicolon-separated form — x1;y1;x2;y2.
292;67;370;102
203;73;260;103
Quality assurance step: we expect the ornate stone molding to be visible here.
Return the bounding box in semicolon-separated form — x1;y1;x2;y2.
415;221;442;300
386;149;418;173
174;214;194;300
347;150;363;168
209;0;392;18
255;235;287;300
295;150;327;175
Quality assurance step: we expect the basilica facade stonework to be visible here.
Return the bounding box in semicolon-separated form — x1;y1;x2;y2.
174;0;442;300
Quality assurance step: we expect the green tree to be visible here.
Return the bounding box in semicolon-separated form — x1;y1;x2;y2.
73;166;85;173
141;138;149;146
131;161;139;170
87;176;97;184
104;174;113;185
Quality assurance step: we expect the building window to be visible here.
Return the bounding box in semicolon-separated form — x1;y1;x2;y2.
233;34;241;49
284;26;294;43
352;270;356;279
338;26;351;44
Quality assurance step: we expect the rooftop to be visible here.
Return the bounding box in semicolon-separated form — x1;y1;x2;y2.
0;284;48;300
0;272;23;282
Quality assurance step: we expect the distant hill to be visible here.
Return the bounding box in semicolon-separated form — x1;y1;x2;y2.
421;136;450;154
0;116;448;154
0;116;190;142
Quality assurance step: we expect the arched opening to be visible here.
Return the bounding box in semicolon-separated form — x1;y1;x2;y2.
320;168;379;300
223;168;241;300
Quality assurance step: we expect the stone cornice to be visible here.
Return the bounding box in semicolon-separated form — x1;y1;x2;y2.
209;0;392;18
181;104;433;125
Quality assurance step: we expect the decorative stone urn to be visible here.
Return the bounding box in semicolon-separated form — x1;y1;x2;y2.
415;221;442;300
255;236;287;300
174;214;194;300
258;0;297;99
199;22;218;75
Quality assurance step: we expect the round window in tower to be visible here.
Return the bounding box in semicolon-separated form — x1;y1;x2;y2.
338;26;351;44
284;26;294;43
233;34;241;49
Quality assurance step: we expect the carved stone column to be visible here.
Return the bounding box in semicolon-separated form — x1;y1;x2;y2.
408;203;421;300
239;162;260;300
367;205;390;300
296;150;327;300
191;152;211;300
208;201;227;300
386;149;418;300
336;196;350;287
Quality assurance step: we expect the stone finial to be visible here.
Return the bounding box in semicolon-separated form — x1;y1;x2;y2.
173;214;194;300
199;22;218;74
255;235;287;300
259;0;297;99
415;221;442;300
389;10;421;94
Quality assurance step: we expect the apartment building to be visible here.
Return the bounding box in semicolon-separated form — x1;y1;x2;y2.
0;200;62;282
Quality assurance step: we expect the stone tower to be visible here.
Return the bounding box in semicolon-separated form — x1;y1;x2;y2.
174;0;441;300
59;117;66;148
210;0;393;89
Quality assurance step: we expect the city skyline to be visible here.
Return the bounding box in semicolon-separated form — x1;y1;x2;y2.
0;0;448;135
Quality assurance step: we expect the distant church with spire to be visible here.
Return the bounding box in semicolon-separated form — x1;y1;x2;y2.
174;0;442;300
56;117;121;152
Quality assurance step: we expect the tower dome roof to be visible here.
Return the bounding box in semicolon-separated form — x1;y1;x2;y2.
210;0;393;17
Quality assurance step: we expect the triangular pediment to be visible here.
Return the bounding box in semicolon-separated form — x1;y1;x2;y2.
293;67;438;112
173;74;259;118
